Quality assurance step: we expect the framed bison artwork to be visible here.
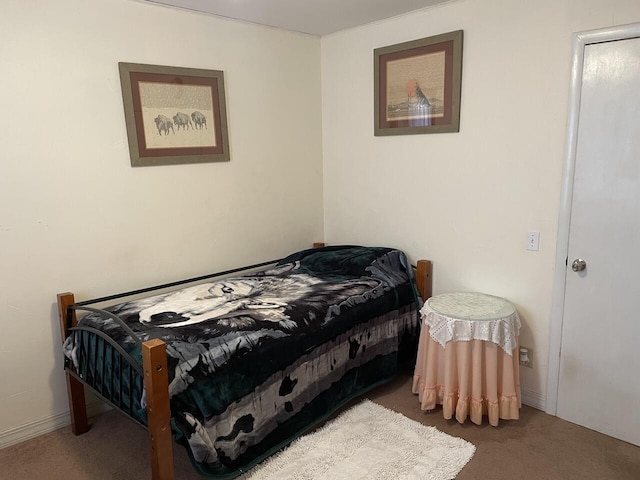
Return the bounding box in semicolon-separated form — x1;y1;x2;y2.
119;62;230;166
374;30;463;136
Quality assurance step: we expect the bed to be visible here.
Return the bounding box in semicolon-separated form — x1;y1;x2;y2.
58;244;432;479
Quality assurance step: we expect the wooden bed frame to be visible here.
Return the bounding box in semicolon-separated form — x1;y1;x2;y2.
57;244;432;480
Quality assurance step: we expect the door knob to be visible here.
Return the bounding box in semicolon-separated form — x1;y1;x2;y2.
571;258;587;272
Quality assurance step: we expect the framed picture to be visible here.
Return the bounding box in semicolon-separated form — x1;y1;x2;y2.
119;62;230;166
374;30;463;136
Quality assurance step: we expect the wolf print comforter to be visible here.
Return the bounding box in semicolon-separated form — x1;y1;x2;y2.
64;245;422;477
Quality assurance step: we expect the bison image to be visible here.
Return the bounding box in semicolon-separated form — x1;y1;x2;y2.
191;111;207;130
173;112;193;131
154;115;174;135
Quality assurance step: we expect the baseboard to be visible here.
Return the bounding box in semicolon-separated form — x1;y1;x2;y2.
0;399;111;450
521;387;546;411
1;387;548;450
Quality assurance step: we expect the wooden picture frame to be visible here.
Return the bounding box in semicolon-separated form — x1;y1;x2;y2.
374;30;463;136
119;62;230;166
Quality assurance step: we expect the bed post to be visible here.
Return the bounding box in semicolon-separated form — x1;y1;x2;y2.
142;339;175;480
57;292;90;435
313;242;325;248
416;260;433;301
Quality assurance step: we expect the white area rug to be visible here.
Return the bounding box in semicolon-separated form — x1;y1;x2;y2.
239;400;475;480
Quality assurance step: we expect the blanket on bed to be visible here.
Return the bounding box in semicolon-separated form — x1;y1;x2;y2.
64;245;421;477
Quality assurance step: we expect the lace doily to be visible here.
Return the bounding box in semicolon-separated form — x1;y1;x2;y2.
421;292;521;355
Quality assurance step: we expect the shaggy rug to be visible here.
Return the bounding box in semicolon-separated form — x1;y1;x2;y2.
239;400;475;480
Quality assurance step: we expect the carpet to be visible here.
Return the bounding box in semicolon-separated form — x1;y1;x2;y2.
239;400;475;480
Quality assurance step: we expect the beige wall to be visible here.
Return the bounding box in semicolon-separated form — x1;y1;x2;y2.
321;0;640;405
0;0;323;441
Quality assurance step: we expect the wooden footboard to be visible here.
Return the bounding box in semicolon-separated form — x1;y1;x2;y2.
57;292;89;435
57;246;432;480
142;339;174;480
57;292;174;480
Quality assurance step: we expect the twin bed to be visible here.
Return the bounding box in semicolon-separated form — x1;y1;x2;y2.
58;244;432;479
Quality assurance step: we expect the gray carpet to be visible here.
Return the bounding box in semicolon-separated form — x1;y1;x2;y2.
1;372;639;480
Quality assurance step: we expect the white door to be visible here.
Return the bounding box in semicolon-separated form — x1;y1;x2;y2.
556;35;640;446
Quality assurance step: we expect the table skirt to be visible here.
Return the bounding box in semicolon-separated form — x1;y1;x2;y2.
412;325;521;426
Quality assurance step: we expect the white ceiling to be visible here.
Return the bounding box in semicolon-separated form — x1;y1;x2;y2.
143;0;452;36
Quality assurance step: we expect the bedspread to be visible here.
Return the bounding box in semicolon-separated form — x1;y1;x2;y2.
63;245;421;477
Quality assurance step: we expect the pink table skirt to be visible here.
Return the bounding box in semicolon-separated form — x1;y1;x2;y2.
412;325;521;426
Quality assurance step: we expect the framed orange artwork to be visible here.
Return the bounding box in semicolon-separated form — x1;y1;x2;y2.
374;30;463;136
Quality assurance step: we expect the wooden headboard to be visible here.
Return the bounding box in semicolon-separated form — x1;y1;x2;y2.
312;242;432;301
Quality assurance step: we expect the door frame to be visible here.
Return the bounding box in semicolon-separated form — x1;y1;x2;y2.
546;22;640;416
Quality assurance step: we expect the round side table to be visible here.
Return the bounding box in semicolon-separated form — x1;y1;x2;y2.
412;292;522;426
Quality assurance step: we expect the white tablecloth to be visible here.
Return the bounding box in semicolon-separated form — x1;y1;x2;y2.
421;292;521;354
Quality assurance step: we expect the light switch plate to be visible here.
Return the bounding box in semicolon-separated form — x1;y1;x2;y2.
527;231;540;251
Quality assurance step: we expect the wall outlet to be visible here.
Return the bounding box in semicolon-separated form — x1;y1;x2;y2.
519;346;533;368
